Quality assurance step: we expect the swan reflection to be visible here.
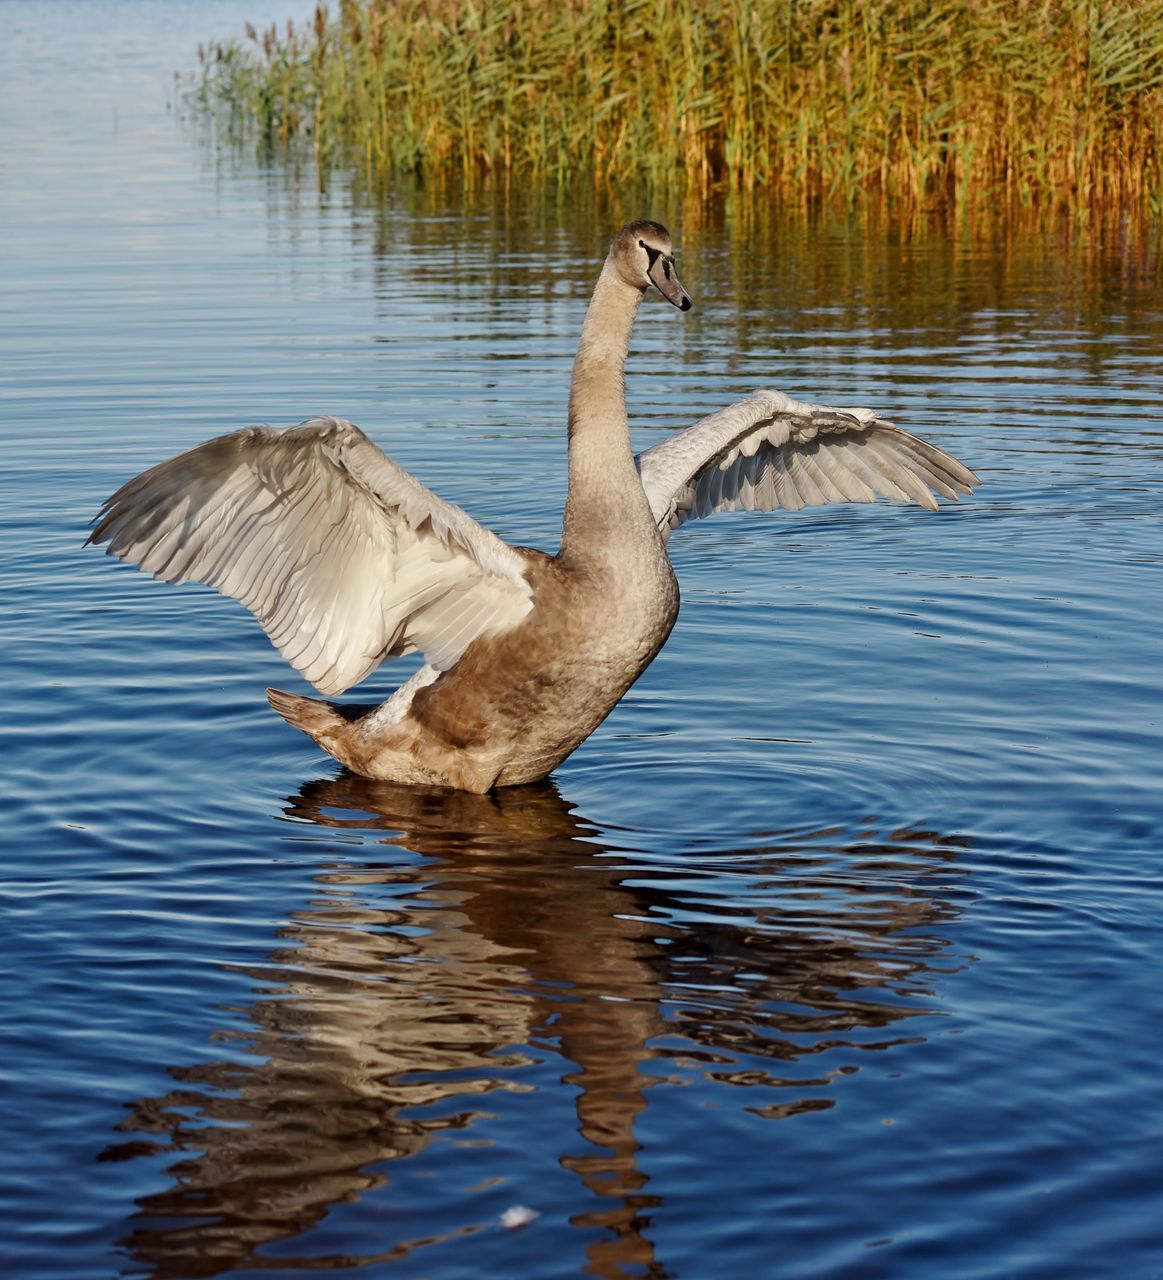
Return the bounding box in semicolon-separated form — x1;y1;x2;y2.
105;776;968;1277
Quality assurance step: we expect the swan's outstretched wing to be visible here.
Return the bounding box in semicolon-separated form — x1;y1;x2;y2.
637;390;978;541
89;417;533;695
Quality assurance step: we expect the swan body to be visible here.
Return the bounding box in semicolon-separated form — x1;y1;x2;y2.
90;221;978;791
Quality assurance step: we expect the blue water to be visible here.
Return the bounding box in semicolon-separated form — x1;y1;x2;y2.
3;3;1163;1277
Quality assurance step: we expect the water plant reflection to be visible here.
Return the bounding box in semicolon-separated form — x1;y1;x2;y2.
104;776;969;1277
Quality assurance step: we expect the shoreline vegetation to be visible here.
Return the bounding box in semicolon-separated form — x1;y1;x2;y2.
189;0;1163;222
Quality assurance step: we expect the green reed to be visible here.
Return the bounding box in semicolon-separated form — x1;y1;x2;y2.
188;0;1163;219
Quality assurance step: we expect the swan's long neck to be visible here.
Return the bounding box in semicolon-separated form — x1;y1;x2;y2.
560;258;654;561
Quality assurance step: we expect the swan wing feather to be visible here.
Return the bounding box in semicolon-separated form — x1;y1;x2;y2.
636;390;979;542
89;417;533;694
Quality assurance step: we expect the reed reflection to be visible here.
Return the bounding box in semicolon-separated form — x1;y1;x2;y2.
105;775;967;1278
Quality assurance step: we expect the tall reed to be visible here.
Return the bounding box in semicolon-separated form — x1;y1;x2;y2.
188;0;1163;219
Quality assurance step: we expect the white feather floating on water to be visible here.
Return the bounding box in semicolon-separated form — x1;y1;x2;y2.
499;1204;540;1230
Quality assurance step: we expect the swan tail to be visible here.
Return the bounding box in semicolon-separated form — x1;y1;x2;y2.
267;687;348;744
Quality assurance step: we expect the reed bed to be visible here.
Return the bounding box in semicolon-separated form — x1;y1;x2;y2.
189;0;1163;218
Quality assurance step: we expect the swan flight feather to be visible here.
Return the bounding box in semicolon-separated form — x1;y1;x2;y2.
637;389;979;541
89;416;533;695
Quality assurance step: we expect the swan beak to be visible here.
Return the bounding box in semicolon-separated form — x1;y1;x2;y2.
648;254;693;311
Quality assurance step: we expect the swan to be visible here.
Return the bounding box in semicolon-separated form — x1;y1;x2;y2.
90;220;978;792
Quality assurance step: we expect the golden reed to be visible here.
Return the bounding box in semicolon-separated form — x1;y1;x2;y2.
189;0;1163;221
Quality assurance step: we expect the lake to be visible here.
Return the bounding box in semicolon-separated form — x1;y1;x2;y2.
2;2;1162;1277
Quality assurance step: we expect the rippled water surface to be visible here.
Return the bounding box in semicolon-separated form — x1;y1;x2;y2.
3;3;1163;1277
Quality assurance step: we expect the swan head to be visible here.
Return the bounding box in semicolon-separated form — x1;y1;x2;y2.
612;220;692;311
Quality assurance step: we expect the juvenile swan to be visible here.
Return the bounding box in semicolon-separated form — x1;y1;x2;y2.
90;221;978;791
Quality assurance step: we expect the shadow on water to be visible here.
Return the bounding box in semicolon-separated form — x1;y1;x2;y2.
102;775;970;1278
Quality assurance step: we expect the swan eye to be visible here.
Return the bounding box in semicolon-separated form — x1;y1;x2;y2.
640;241;662;269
